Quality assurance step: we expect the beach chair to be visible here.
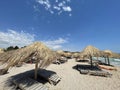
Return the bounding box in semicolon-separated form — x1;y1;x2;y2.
89;70;112;77
78;68;89;74
3;82;17;90
76;64;89;74
52;60;61;65
38;70;61;85
0;69;8;75
12;76;48;90
59;57;68;64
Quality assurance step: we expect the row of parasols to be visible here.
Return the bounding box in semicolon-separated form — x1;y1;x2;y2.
0;42;119;78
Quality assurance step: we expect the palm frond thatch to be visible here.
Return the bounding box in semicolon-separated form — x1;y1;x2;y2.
81;45;100;57
0;42;57;70
104;50;113;57
0;48;4;53
72;52;80;58
81;45;101;67
56;50;65;56
64;52;72;58
102;50;120;58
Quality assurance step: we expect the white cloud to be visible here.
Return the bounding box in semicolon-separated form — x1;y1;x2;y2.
34;0;72;16
0;30;35;48
62;6;72;12
51;45;62;49
53;6;61;11
44;38;67;44
0;30;68;50
58;2;64;7
36;0;51;9
42;38;68;50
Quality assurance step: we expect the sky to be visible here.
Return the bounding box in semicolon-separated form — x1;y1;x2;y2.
0;0;120;52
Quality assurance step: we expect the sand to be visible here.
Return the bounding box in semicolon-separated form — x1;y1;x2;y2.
0;59;120;90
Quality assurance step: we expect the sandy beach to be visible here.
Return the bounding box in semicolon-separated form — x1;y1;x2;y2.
1;1;120;90
0;59;120;90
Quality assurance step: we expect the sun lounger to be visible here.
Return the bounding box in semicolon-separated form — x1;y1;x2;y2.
38;70;61;85
3;85;16;90
0;69;8;75
59;57;68;63
3;82;17;90
98;65;117;71
77;67;89;74
89;70;112;77
76;64;112;77
52;60;61;65
48;74;61;85
77;64;89;74
12;76;48;90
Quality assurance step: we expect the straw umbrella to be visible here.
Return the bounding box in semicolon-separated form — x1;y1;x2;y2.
72;52;81;61
0;42;57;79
52;51;61;63
99;51;107;63
56;50;65;57
104;50;113;65
72;52;80;58
0;48;4;53
56;50;64;54
53;51;61;59
66;52;72;58
81;45;100;67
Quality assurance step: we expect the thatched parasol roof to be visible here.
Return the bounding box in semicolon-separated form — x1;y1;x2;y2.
56;50;72;58
56;50;66;57
56;50;64;54
81;45;101;67
52;51;61;60
0;48;4;53
104;50;113;57
103;50;120;58
81;45;100;57
56;50;64;56
65;52;72;57
0;42;57;70
72;52;81;58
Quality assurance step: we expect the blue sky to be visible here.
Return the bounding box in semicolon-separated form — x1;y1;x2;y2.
0;0;120;52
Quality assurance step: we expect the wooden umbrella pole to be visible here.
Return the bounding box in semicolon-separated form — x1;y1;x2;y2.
104;56;107;64
35;59;39;80
97;56;98;60
90;55;93;67
107;56;110;65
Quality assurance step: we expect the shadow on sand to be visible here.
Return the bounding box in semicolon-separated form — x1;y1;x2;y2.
76;59;89;62
4;69;57;90
73;64;101;71
72;64;112;77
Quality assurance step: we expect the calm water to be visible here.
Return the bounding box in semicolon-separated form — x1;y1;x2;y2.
93;57;120;67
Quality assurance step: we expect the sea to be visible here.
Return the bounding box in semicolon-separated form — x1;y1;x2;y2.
93;57;120;67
